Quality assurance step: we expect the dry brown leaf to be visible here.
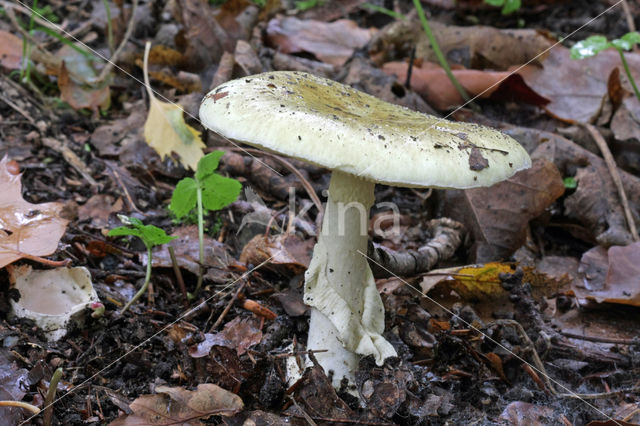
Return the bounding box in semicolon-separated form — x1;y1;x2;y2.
221;316;263;356
239;233;313;276
109;383;243;425
143;44;205;170
611;96;640;142
382;61;548;110
517;128;638;246
369;20;553;70
0;156;69;268
174;0;232;71
575;242;640;306
443;158;565;262
0;30;23;70
518;46;640;122
266;16;375;66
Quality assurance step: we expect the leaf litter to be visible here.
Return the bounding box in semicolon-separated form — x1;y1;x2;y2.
0;0;639;425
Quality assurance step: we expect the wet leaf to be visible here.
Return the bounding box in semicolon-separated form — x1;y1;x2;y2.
420;262;513;301
109;383;243;425
143;44;205;170
0;156;69;268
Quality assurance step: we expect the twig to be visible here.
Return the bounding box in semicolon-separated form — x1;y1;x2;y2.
561;331;635;345
287;395;318;426
0;92;36;125
168;246;189;308
96;0;139;82
621;0;637;35
209;281;247;332
583;124;638;241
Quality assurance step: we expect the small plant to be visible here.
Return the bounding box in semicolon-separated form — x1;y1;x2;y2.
571;32;640;102
169;151;242;295
108;215;177;313
484;0;521;15
412;0;474;107
295;0;323;11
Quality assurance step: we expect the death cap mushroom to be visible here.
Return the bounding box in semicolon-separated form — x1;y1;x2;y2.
199;71;531;189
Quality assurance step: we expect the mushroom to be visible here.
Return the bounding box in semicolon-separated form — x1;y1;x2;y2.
199;71;531;388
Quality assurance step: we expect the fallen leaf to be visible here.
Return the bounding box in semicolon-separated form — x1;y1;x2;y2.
221;316;263;356
420;262;513;301
0;349;30;425
611;96;640;142
369;20;553;70
145;226;232;281
174;0;232;70
498;401;555;425
239;233;313;276
109;383;243;425
0;156;69;268
515;128;638;246
443;158;565;262
574;243;640;306
77;194;123;228
266;16;375;66
57;46;110;111
0;30;23;70
382;61;548;110
142;43;205;170
518;46;640;122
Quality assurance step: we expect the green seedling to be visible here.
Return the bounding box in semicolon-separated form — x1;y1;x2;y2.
484;0;521;15
169;151;242;295
295;0;323;11
571;32;640;102
563;176;577;189
108;215;177;313
412;0;476;109
362;3;406;20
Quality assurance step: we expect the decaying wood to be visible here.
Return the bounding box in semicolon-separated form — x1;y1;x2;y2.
368;218;465;278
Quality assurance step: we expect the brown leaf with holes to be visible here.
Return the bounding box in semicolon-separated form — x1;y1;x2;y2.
109;383;243;425
443;158;565;262
0;156;69;268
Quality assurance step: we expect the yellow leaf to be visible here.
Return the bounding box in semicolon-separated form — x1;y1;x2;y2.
142;42;204;170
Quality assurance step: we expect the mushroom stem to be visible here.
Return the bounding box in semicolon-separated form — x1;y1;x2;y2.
305;170;397;388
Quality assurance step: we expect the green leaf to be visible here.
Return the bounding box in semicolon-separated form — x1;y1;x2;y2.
611;31;640;51
169;177;198;219
201;174;242;211
484;0;505;5
501;0;521;14
570;35;611;59
563;177;577;189
108;216;176;249
138;224;177;247
196;151;225;181
108;226;143;239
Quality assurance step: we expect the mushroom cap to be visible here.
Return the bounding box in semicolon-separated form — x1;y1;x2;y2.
200;71;531;189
